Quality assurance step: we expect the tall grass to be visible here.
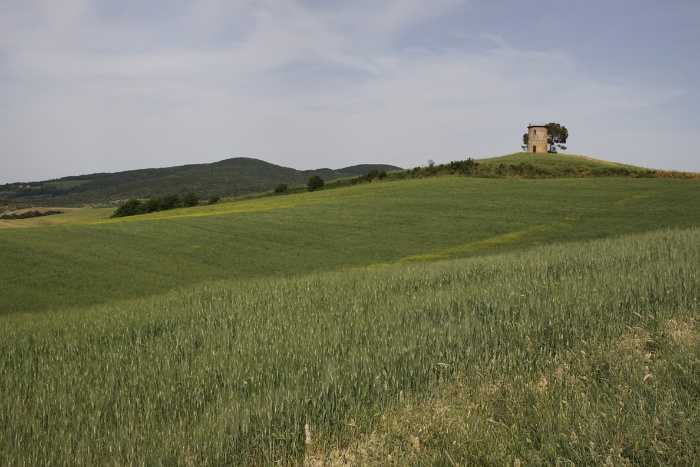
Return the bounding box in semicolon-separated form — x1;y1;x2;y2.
1;228;698;464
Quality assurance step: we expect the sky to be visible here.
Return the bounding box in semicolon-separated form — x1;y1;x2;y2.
1;0;699;184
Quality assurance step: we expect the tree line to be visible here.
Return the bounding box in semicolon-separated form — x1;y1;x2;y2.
1;210;63;220
110;193;208;218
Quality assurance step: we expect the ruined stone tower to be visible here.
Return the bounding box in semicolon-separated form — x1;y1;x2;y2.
527;123;548;153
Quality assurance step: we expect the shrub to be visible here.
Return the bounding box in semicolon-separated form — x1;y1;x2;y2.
0;210;63;220
143;198;162;213
183;192;200;207
307;176;324;192
275;183;288;194
365;169;379;181
110;198;144;218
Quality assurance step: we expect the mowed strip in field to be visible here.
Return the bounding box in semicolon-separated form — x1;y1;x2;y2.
1;177;699;314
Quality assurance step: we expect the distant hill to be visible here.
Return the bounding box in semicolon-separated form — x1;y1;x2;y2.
0;158;403;207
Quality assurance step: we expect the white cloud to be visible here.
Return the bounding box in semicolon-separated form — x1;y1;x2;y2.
1;0;698;183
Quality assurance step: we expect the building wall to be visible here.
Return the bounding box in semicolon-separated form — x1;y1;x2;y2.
527;126;548;153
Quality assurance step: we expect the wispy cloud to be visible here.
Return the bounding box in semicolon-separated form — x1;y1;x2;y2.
0;0;697;183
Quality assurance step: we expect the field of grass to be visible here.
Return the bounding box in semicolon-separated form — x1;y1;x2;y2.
1;171;699;464
1;228;698;464
1;177;699;314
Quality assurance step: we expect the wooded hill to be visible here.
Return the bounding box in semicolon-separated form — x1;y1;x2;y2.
0;158;402;207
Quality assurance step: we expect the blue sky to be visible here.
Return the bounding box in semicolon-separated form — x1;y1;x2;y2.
1;0;698;183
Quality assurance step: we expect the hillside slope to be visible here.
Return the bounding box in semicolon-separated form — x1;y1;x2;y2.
2;176;699;314
478;152;640;169
0;158;402;207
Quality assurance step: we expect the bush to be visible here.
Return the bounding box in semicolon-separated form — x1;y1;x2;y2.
0;210;63;220
111;193;202;218
183;192;200;207
159;194;182;210
307;176;324;192
110;198;144;218
275;183;288;194
365;169;379;181
143;198;162;213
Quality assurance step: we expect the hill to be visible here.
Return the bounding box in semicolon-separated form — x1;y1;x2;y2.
0;158;402;207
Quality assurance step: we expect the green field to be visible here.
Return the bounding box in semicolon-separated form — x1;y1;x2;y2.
1;169;699;464
1;177;699;315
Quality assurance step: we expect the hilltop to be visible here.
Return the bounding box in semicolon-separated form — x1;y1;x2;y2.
0;157;402;207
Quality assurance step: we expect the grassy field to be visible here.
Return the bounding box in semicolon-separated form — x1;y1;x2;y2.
1;177;699;315
1;170;699;464
1;228;698;464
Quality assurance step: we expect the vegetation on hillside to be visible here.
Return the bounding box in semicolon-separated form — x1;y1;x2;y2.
0;209;62;220
307;175;325;192
110;193;201;218
1;229;698;464
253;153;698;203
0;158;402;207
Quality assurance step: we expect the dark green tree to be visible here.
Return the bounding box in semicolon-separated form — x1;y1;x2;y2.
365;169;379;181
182;192;200;207
159;194;182;210
307;175;324;192
110;197;144;218
545;122;568;153
143;197;162;213
274;183;288;194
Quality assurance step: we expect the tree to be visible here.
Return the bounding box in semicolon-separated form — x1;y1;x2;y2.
307;175;324;192
274;183;288;194
545;122;568;153
143;197;162;213
159;194;182;210
182;192;200;207
110;197;143;218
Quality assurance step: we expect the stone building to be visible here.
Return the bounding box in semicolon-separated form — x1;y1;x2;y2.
527;123;548;153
